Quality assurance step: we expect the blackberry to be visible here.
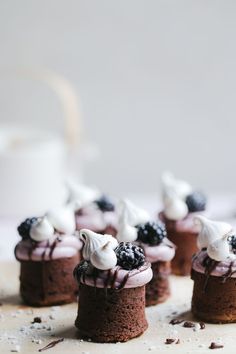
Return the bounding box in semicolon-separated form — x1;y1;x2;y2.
227;235;236;254
115;242;145;270
95;195;115;212
136;221;167;246
17;217;38;239
185;191;206;212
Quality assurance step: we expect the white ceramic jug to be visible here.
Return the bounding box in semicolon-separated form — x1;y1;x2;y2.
0;70;94;217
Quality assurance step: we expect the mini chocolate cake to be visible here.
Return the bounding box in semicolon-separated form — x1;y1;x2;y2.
67;182;117;235
116;200;175;306
135;221;175;306
74;230;152;342
191;216;236;323
15;206;83;306
19;255;79;306
144;260;171;306
160;172;207;276
160;212;199;275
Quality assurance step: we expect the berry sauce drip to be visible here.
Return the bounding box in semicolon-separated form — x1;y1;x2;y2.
136;221;167;246
115;242;145;270
94;195;115;212
17;217;38;239
185;191;206;212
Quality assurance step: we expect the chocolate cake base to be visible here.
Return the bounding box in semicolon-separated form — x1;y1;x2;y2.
75;283;148;342
191;269;236;323
19;255;79;306
165;222;198;276
145;261;171;306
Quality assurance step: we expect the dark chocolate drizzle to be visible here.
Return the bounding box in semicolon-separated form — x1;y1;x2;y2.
118;273;129;290
110;269;119;289
103;269;111;288
222;261;236;282
41;240;50;261
202;255;219;291
15;234;66;262
201;252;236;290
48;237;61;259
28;241;37;261
77;262;150;291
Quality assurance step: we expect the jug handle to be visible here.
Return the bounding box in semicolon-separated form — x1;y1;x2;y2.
16;68;83;149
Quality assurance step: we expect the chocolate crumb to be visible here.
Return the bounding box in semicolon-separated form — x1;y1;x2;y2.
32;317;42;324
165;339;176;344
169;318;184;325
199;321;205;329
183;321;195;328
38;338;64;352
165;338;179;345
209;342;224;350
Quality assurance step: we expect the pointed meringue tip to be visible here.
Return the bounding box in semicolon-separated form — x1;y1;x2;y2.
79;228;91;240
194;214;208;225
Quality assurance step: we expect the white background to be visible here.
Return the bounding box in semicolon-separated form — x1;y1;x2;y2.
1;0;236;195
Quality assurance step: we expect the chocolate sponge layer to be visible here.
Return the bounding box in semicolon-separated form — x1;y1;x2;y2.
165;221;198;276
19;255;79;306
75;283;148;342
191;269;236;323
145;261;171;306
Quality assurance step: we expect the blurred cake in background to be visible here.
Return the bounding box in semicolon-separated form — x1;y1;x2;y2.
159;172;207;276
191;216;236;323
74;229;152;342
117;199;175;306
14;205;82;306
67;181;118;236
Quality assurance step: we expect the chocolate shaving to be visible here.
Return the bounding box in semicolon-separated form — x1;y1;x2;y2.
199;321;205;329
183;321;195;328
209;342;224;349
165;338;179;344
169;318;184;325
38;338;64;352
32;317;42;324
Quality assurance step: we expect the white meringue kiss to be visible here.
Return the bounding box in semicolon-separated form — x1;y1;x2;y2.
30;217;54;242
116;199;149;242
118;199;150;226
162;171;193;202
46;205;76;234
116;223;138;243
67;180;100;210
90;242;117;270
195;215;232;249
163;196;188;221
79;229;118;261
207;237;236;262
